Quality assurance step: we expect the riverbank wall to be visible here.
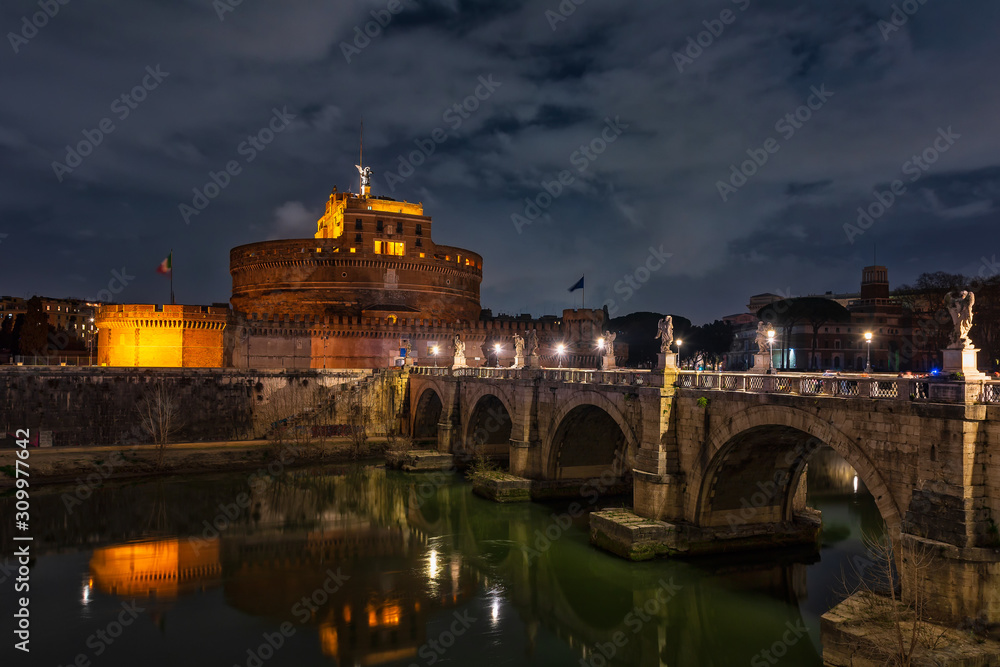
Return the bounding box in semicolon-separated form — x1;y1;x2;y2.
0;367;407;448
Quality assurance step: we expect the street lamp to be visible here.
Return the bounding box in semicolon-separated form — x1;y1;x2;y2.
767;329;776;373
864;332;873;373
494;343;502;368
675;339;683;368
557;344;566;368
432;345;440;367
87;317;95;366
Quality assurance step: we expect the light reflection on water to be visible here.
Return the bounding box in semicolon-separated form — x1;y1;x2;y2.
0;447;879;666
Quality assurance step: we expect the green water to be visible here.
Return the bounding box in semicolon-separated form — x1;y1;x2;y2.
0;450;881;666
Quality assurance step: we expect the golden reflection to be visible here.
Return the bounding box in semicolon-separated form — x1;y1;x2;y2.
89;538;221;599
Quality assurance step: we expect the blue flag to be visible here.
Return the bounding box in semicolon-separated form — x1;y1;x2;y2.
568;276;584;292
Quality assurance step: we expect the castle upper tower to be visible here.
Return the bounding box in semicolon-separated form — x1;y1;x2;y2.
230;164;483;322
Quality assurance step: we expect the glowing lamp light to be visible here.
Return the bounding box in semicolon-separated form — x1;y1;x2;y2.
597;338;605;349
864;332;873;342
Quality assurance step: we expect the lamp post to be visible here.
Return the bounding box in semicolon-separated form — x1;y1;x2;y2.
767;329;775;373
865;332;873;373
87;317;95;366
557;344;566;368
494;343;502;368
676;339;683;368
432;345;439;368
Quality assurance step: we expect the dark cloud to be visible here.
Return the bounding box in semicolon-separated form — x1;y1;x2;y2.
1;0;998;323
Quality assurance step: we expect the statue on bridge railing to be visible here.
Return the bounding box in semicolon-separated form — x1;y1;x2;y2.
525;328;540;369
755;321;772;356
655;316;673;353
452;334;467;368
526;329;539;356
513;333;524;368
947;290;975;349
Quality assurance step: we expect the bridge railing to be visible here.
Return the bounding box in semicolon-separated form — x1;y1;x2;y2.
411;365;651;385
676;371;973;403
411;366;1000;404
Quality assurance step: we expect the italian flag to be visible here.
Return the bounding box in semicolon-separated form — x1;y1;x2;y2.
156;252;172;275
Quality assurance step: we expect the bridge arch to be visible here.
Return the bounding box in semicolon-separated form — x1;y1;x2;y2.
462;392;514;458
545;392;639;481
411;387;444;441
695;405;902;536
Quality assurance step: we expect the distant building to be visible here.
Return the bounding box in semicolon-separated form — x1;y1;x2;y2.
728;266;938;372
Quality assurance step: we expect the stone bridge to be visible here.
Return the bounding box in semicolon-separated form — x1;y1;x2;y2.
408;365;1000;624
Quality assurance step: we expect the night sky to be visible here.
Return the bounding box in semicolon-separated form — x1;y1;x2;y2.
2;0;999;323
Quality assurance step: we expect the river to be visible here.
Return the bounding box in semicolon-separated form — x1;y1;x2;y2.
0;446;881;666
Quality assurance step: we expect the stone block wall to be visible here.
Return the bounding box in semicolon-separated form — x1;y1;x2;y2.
0;367;386;447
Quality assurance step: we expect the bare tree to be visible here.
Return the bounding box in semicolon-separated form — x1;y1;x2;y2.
346;385;371;459
136;380;184;467
835;530;945;665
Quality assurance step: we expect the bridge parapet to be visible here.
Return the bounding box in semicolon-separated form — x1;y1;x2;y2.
678;371;1000;405
413;365;655;387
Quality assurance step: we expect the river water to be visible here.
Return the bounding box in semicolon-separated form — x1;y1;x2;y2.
1;447;881;666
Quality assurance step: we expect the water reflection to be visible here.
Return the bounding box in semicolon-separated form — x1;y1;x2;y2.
2;448;878;666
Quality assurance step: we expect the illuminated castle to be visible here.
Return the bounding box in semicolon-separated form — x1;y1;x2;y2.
230;178;483;323
96;164;611;369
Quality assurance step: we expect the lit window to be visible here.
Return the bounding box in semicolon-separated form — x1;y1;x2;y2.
419;253;425;258
350;248;356;253
374;241;405;256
